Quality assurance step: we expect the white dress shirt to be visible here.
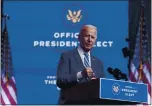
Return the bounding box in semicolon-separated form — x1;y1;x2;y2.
76;46;91;81
77;46;91;67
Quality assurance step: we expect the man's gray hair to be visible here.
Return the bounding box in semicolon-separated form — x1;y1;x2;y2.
79;25;97;38
81;25;97;32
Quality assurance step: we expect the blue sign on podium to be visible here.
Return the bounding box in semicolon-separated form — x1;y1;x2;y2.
100;78;148;103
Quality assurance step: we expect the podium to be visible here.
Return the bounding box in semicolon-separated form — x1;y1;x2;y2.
62;78;148;105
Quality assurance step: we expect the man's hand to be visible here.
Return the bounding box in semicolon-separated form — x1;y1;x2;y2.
85;67;93;77
81;67;96;80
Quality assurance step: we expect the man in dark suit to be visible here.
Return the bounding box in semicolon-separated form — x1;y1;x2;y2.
56;25;105;104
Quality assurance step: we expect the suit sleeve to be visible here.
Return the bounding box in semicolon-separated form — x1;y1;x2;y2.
99;61;105;78
56;53;78;89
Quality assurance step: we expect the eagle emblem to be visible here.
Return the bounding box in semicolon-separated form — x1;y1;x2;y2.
67;10;82;23
113;86;119;93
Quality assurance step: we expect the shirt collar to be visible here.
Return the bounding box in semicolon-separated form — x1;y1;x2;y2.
77;46;90;56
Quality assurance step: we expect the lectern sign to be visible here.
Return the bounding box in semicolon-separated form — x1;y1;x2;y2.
99;78;148;103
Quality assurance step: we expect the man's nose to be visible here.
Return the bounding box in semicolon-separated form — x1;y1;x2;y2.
88;36;92;42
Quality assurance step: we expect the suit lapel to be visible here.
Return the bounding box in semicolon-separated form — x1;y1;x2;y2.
73;48;85;70
91;55;97;76
72;48;97;76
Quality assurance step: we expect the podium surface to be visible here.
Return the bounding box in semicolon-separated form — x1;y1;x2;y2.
62;78;147;105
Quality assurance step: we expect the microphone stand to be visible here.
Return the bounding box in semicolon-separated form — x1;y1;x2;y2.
107;67;128;81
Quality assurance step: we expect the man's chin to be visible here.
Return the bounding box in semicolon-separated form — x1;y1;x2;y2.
84;47;92;51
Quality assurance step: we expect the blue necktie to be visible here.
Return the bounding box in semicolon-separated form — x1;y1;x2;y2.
84;52;90;67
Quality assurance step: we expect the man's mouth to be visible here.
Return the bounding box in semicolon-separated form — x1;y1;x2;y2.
86;44;92;46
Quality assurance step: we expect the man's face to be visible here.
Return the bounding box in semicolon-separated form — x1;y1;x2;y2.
79;27;97;51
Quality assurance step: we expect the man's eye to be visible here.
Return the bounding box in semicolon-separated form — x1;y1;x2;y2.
91;36;95;39
85;35;89;37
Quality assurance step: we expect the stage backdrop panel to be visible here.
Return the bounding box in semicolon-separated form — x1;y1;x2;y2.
4;1;128;104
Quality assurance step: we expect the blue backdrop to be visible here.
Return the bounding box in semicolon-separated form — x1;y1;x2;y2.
4;1;128;104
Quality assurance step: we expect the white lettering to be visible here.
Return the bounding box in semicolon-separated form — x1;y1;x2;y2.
71;41;77;47
48;80;52;84
47;76;50;79
60;41;65;47
61;33;65;38
34;41;39;46
66;33;70;38
108;41;113;47
33;41;114;47
46;41;50;47
102;41;107;47
125;93;128;96
53;80;56;84
53;32;79;38
54;32;60;38
45;80;48;84
40;41;45;46
74;33;79;38
97;41;102;47
51;41;55;47
66;41;70;47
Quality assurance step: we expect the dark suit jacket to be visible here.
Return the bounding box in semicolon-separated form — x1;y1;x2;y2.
56;48;105;104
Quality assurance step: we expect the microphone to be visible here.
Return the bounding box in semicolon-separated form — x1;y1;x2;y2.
2;14;10;19
107;67;113;74
119;72;128;81
115;68;128;81
114;68;122;80
107;67;120;80
107;67;128;81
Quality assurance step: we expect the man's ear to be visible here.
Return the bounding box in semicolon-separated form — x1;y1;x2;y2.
78;34;80;42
